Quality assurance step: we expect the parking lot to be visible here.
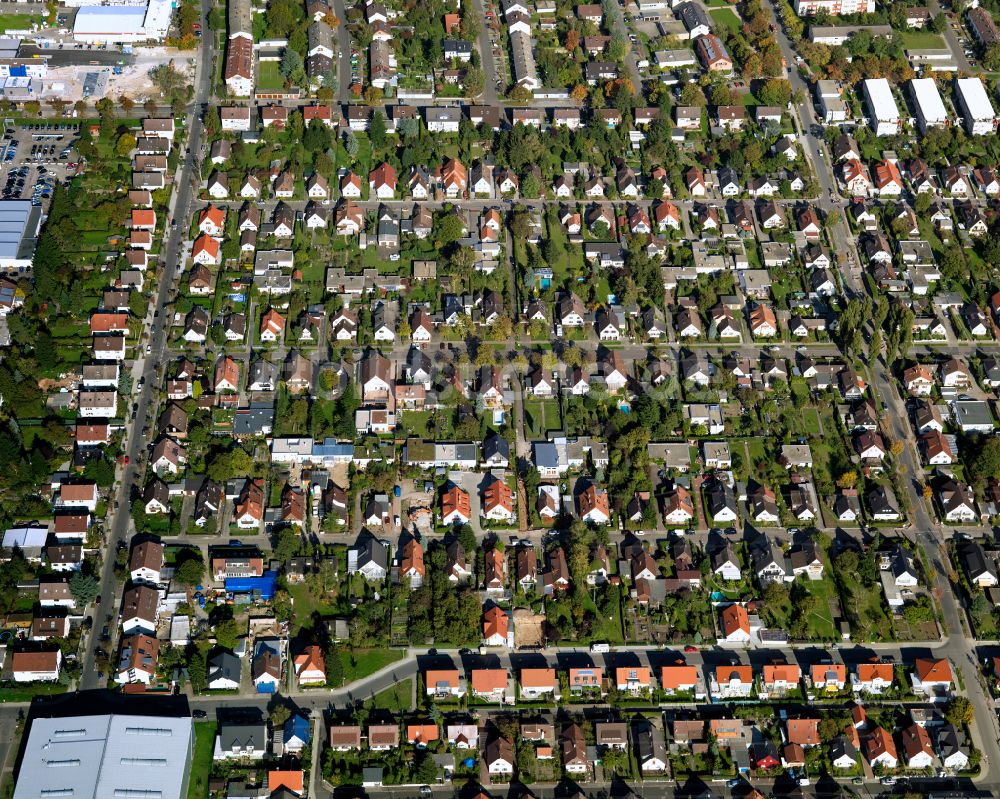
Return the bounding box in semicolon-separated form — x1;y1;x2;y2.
0;124;79;205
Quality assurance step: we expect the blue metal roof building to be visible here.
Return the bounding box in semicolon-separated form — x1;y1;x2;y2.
225;570;278;600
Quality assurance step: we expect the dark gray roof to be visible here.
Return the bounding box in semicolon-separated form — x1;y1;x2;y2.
484;433;510;462
209;649;241;683
219;721;267;752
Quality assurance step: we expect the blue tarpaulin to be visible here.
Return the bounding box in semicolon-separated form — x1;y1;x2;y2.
225;570;278;600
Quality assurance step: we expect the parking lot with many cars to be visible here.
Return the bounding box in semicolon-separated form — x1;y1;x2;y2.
0;123;79;206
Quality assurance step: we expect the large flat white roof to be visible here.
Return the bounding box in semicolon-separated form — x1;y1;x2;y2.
910;78;948;123
14;714;193;799
74;6;146;35
956;77;995;120
862;78;899;121
0;200;39;260
142;0;172;37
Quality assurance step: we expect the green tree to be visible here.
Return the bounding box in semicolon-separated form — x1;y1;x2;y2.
280;48;303;79
187;645;208;692
369;109;387;150
945;696;974;727
984;43;1000;72
214;618;242;650
270;704;292;727
175;556;205;587
435;213;466;246
83;457;116;488
303;119;332;152
326;646;345;685
115;133;136;157
413;751;438;784
973;437;1000;480
758;78;792;107
69;573;99;607
274;527;302;562
464;66;485;98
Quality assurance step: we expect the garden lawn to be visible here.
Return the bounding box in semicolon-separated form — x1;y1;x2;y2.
709;7;741;33
840;578;890;640
256;61;285;91
342;648;405;682
898;30;945;49
0;14;42;33
523;398;559;438
186;722;217;799
286;582;338;633
592;592;625;643
801;573;838;640
800;407;822;436
371;678;412;711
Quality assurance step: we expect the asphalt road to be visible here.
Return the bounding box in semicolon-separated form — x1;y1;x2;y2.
78;0;215;690
927;0;972;71
468;0;500;104
332;0;353;104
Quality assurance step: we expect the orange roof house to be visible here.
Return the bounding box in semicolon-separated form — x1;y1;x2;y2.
577;482;611;522
874;159;903;190
293;645;326;685
484;547;506;590
715;664;752;685
721;603;750;639
260;308;285;339
763;663;802;687
709;718;744;739
268;772;304;794
615;666;652;691
424;669;461;695
856;661;894;689
90;313;130;334
786;718;820;747
444;12;461;33
900;723;934;765
199;205;225;233
811;662;847;689
863;726;897;767
520;668;557;694
400;538;425;581
749;302;778;334
215;356;240;392
369;162;398;192
407;724;439;746
471;667;508;696
234;479;264;524
441;158;468;193
568;666;603;690
442;483;472;524
482;605;509;644
191;233;220;263
482;477;515;518
131;209;156;230
913;657;953;691
660;664;698;692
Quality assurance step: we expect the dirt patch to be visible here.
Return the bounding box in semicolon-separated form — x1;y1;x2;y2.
42;49;195;102
38;377;73;391
327;462;350;490
512;609;545;647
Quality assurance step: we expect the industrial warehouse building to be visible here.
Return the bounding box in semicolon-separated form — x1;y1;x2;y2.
0;200;41;273
73;0;172;44
14;713;194;799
